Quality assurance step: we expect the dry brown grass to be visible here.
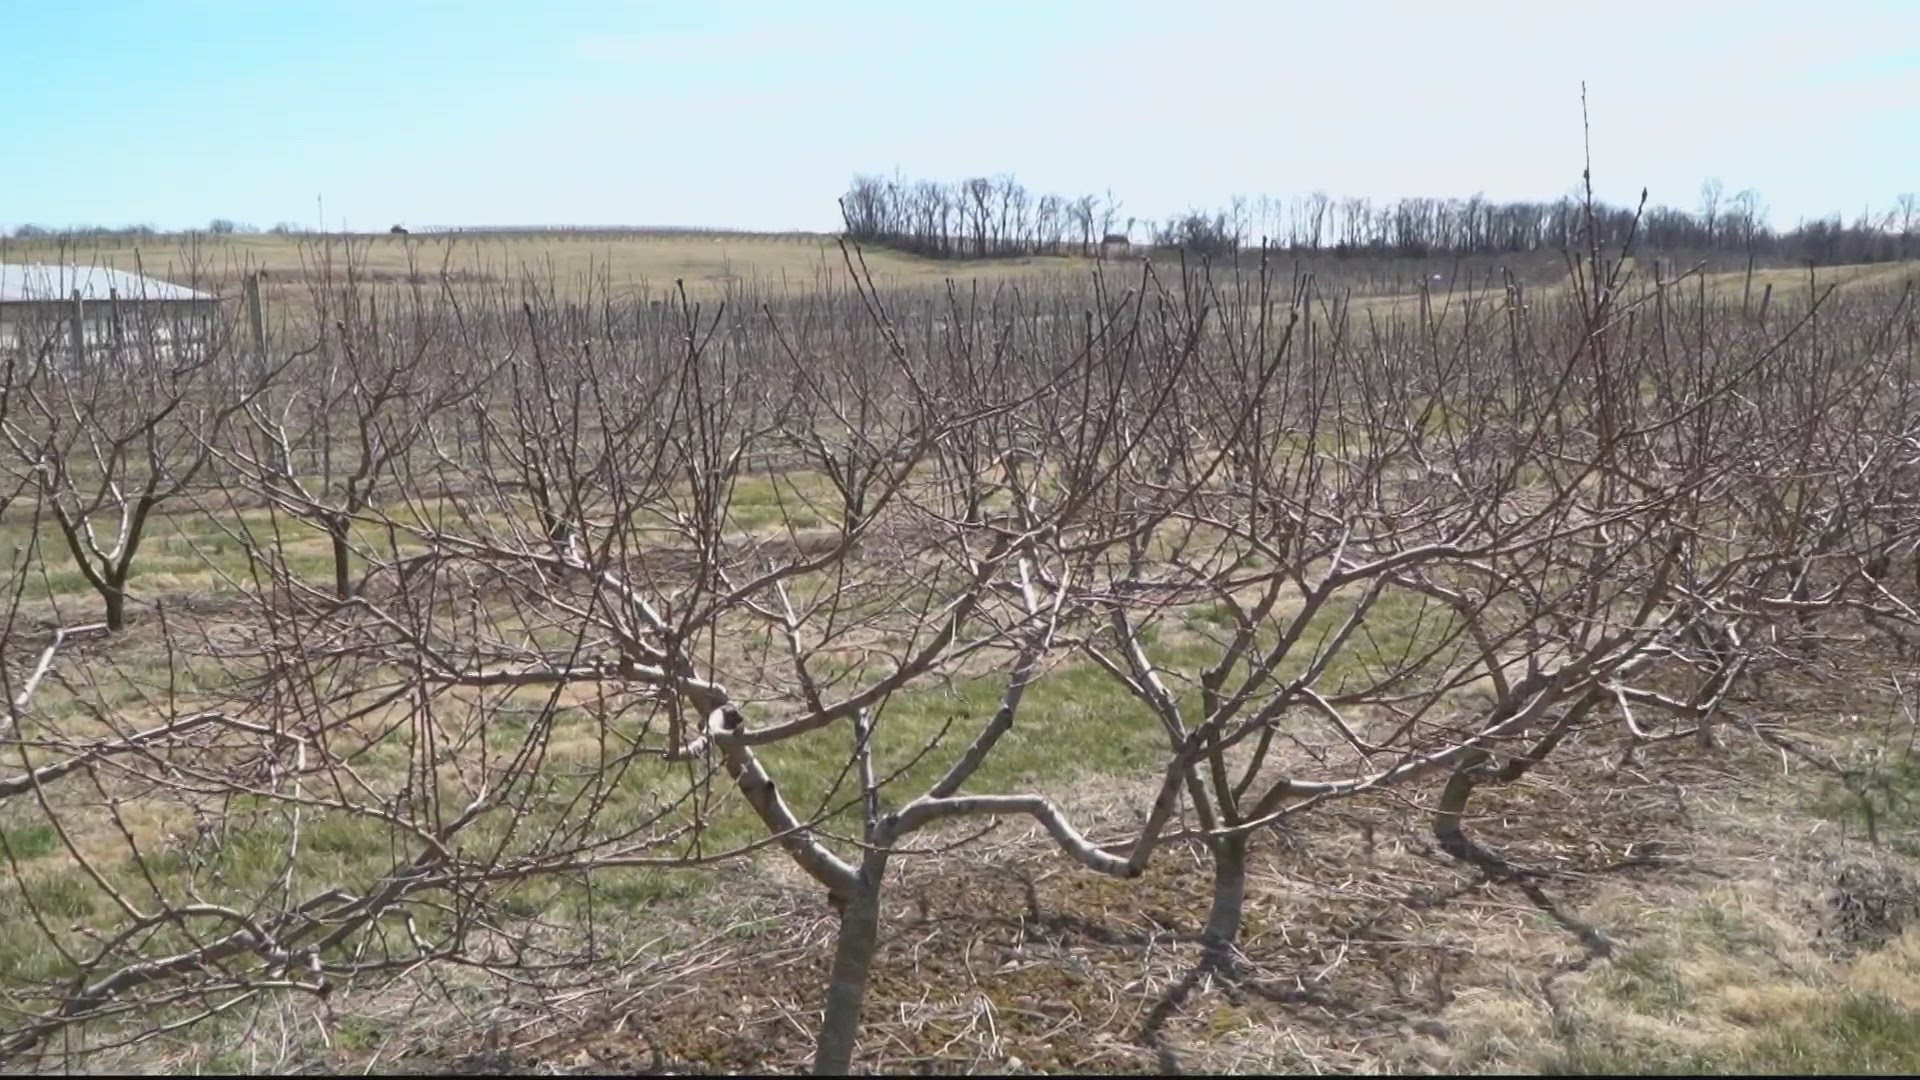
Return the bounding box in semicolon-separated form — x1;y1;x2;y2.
0;231;1083;305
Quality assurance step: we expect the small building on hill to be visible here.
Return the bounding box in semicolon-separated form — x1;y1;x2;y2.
1099;233;1132;259
0;264;219;357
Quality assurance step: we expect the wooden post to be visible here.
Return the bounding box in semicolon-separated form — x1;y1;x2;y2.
108;287;124;355
245;271;267;355
69;289;85;362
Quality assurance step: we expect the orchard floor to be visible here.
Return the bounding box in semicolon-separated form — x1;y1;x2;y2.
365;635;1920;1075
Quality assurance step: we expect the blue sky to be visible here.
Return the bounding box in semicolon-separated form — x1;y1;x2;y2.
2;0;1915;233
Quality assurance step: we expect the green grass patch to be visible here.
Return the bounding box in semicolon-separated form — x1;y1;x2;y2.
1544;992;1920;1075
1807;754;1920;856
0;822;62;861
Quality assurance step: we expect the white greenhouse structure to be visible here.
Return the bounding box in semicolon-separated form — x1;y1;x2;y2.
0;264;220;358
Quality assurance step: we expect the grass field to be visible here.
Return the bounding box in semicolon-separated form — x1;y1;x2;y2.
5;229;1911;333
0;230;1088;309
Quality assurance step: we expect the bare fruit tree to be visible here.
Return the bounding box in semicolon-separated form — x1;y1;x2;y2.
0;298;282;631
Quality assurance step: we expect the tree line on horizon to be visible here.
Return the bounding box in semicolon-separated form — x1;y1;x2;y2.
841;172;1920;265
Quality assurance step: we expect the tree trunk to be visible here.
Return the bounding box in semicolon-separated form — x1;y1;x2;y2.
1434;758;1514;876
1201;833;1249;972
813;852;889;1075
329;518;353;599
103;583;126;632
